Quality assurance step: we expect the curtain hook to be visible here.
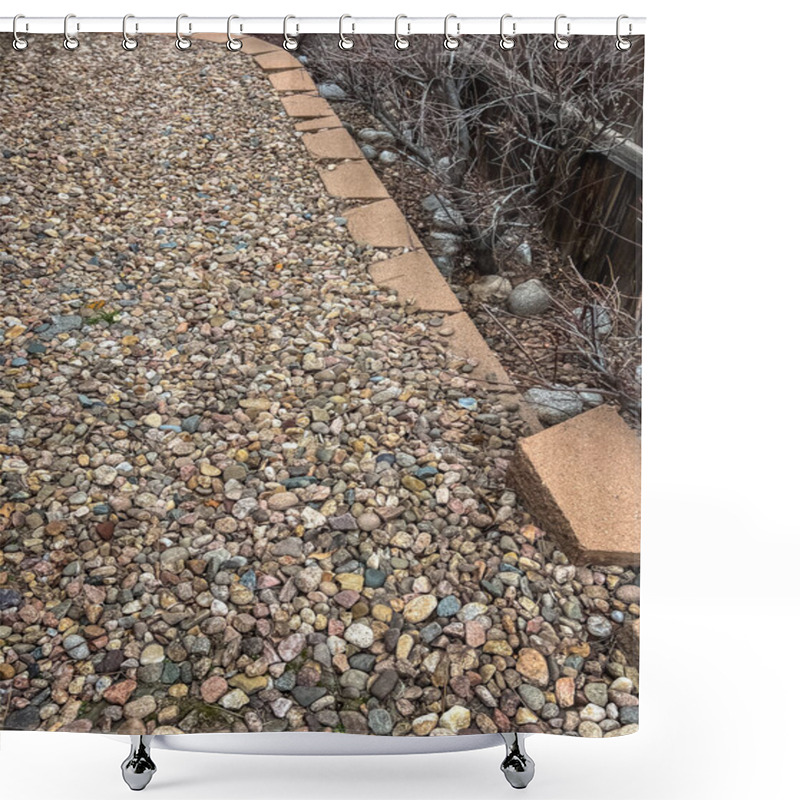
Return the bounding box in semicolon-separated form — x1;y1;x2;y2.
394;15;410;51
339;15;354;50
122;14;139;51
616;15;632;51
283;15;299;51
443;14;460;50
227;15;243;51
12;14;29;51
499;14;516;50
554;14;570;51
64;13;80;51
176;14;192;51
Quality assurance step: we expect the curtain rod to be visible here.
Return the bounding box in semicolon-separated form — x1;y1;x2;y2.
0;16;646;37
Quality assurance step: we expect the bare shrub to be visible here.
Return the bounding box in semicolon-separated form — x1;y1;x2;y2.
302;34;643;276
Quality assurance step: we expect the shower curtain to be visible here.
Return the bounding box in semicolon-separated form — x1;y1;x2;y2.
0;30;642;740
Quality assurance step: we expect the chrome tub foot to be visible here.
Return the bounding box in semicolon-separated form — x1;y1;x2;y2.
499;733;535;789
121;735;157;791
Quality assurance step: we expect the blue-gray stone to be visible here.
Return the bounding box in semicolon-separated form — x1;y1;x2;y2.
78;394;104;407
619;706;639;725
364;569;386;588
564;654;585;672
350;654;376;672
368;708;393;735
26;341;46;354
481;578;504;598
63;634;89;659
458;397;477;410
437;595;461;617
40;314;82;339
292;686;326;707
420;623;442;644
283;476;318;489
11;357;28;366
92;504;110;515
161;660;181;684
275;672;296;692
0;588;23;610
4;705;40;730
182;415;201;433
414;466;438;479
240;569;257;589
611;610;625;623
518;685;546;711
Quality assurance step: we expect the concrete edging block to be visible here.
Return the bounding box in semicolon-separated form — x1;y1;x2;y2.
507;404;641;566
345;200;421;249
317;161;389;199
268;69;318;93
302;128;364;160
295;116;343;132
368;251;462;313
280;95;335;119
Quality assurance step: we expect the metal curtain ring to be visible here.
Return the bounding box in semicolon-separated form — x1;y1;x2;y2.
616;15;632;51
499;14;515;50
176;14;192;51
554;14;570;50
394;15;410;50
12;14;29;51
64;13;80;50
283;15;299;51
339;15;354;50
227;15;243;51
443;14;460;50
122;14;139;51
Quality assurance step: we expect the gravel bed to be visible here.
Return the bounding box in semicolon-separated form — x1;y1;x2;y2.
0;36;639;737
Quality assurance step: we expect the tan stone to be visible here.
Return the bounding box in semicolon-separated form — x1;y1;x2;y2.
281;94;335;118
254;51;303;72
368;251;463;313
316;161;388;199
439;705;471;732
396;633;415;660
508;404;641;566
295;116;342;132
337;573;364;592
412;713;439;736
555;676;575;707
229;673;269;694
268;69;317;93
403;595;438;623
346;199;422;249
516;648;550;687
302;128;363;160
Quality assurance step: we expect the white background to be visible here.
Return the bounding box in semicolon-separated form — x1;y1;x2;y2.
1;1;797;798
